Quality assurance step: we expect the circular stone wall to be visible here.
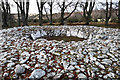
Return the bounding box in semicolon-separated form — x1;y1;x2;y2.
29;26;88;41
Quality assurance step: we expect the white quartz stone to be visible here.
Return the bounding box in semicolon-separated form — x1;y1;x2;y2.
102;59;112;64
84;55;89;63
74;65;80;69
53;52;60;56
77;54;84;60
21;51;30;57
68;65;75;71
68;73;74;78
3;73;9;77
77;31;84;38
78;73;87;78
21;64;30;69
70;62;77;65
80;68;85;72
35;64;41;68
107;72;115;78
95;61;105;69
7;62;15;68
20;57;29;64
107;53;114;58
63;61;69;70
29;69;46;79
54;73;62;79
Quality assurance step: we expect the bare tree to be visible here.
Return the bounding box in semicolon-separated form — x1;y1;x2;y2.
48;0;54;25
0;1;2;29
14;0;29;26
1;0;11;27
114;0;120;24
36;0;46;26
105;0;112;26
58;0;78;25
80;0;95;25
44;0;54;25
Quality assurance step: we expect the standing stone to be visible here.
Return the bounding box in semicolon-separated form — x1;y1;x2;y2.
0;3;2;30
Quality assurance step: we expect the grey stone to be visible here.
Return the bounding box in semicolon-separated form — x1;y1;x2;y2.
29;69;46;79
47;72;56;77
15;65;25;74
102;59;112;64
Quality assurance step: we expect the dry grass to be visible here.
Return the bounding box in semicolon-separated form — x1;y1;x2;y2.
28;22;120;29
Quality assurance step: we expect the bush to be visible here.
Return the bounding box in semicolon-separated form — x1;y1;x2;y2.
110;18;118;23
56;18;61;23
28;19;33;23
79;17;86;22
52;19;57;23
43;19;49;23
67;17;79;23
33;19;39;23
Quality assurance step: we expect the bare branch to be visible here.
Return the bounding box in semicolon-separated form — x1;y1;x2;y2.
44;6;50;21
64;2;79;20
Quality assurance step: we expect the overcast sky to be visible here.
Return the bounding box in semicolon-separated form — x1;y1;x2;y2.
8;0;118;14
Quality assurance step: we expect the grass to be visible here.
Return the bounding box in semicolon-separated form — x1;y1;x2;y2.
89;22;120;29
2;22;120;29
66;22;120;29
29;22;120;29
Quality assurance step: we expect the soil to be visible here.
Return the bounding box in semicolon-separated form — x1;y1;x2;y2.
40;36;86;42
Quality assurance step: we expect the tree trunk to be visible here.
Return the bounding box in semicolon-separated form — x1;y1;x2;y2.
2;1;8;27
118;1;120;24
14;0;29;26
40;11;43;26
105;0;112;26
0;6;2;29
36;0;45;26
37;13;40;26
60;10;64;25
105;1;109;26
40;4;43;26
17;6;21;26
21;10;26;26
50;2;53;25
58;1;78;25
7;3;12;27
25;1;29;26
85;17;90;25
60;2;65;25
82;1;95;25
2;12;8;27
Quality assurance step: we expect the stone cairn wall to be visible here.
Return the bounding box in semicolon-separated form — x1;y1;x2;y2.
30;26;89;40
0;26;120;79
